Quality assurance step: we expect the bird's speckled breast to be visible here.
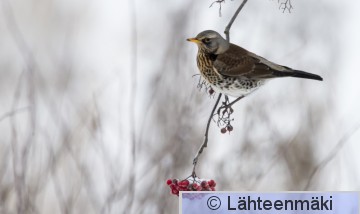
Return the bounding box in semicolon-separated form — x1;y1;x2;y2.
196;52;266;97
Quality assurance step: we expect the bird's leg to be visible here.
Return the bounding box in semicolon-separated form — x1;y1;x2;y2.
217;95;244;115
225;95;245;108
215;95;245;130
224;95;230;105
217;95;229;115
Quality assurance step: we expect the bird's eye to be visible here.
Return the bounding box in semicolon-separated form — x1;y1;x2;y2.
202;38;211;43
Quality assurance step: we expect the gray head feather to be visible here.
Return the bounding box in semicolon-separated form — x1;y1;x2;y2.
195;30;229;54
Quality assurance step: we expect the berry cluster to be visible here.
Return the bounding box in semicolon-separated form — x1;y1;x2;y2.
166;177;216;196
220;124;233;134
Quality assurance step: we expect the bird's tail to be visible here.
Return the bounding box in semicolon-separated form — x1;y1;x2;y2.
291;70;323;81
273;69;323;81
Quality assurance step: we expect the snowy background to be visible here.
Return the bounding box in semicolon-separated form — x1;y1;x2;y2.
0;0;359;213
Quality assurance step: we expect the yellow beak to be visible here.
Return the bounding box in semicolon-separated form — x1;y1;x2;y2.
186;38;201;44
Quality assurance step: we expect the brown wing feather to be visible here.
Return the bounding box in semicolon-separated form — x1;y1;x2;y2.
214;44;283;79
214;44;256;77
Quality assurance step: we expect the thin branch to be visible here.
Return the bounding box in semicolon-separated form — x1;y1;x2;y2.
2;1;37;212
304;123;360;190
209;0;225;17
278;0;293;13
224;0;248;41
9;71;25;214
126;0;137;212
0;106;29;123
192;93;222;176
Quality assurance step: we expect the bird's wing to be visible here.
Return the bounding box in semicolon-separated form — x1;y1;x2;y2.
214;44;288;79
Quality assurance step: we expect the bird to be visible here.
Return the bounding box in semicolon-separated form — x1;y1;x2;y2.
187;30;323;101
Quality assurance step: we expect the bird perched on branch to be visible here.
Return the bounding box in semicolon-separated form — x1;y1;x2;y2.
187;30;323;99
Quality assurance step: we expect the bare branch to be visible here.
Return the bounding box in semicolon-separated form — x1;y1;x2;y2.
224;0;248;41
0;106;29;123
126;0;138;212
278;0;293;13
2;2;37;211
209;0;226;17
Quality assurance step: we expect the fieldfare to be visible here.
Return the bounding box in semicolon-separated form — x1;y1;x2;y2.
187;30;323;99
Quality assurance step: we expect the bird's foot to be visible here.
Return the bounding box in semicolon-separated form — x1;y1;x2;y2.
217;95;233;115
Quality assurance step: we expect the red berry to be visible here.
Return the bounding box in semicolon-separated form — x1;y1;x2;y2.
192;183;199;190
210;187;215;191
196;186;202;191
221;128;227;134
209;88;214;95
166;179;172;185
172;188;179;195
170;184;177;190
179;186;187;191
227;125;233;132
204;187;211;191
172;179;179;185
208;180;215;187
201;181;209;188
179;180;190;187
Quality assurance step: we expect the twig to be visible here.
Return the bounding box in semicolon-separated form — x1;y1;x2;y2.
2;0;37;212
9;70;25;214
278;0;293;13
126;0;137;212
224;0;248;41
304;123;360;190
191;0;249;177
0;106;29;123
192;94;222;176
209;0;225;17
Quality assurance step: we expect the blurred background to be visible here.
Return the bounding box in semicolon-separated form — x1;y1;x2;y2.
1;0;360;213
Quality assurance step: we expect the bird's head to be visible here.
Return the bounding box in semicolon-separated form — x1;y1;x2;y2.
187;30;229;54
